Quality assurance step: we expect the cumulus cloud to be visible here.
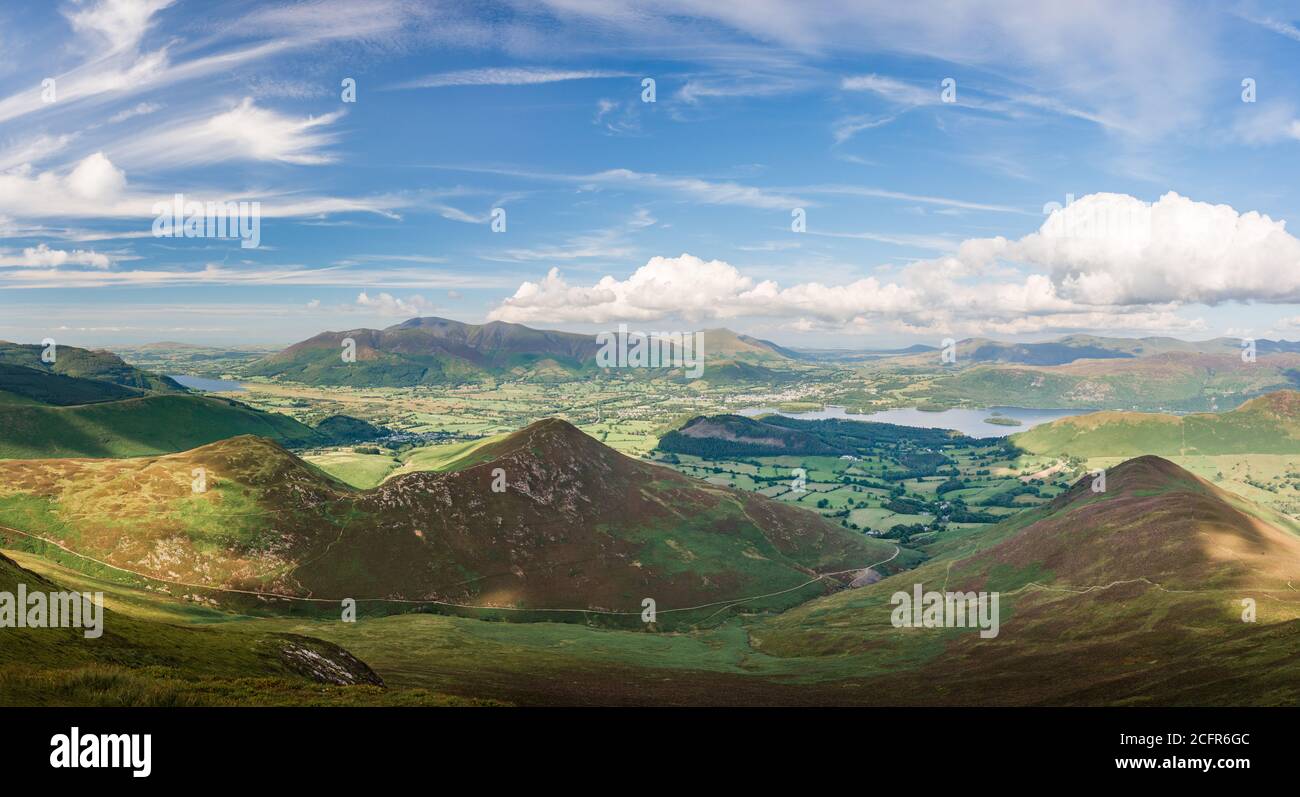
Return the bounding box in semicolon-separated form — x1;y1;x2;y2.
356;291;431;316
65;152;128;200
487;192;1300;335
1002;192;1300;305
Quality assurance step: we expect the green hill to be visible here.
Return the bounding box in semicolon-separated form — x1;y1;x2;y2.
1011;389;1300;457
0;420;915;626
0;363;144;406
0;394;325;458
0;341;183;393
746;455;1300;705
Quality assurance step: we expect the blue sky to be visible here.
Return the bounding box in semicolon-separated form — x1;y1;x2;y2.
2;0;1300;348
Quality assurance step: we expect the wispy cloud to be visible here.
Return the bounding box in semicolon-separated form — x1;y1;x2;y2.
389;67;630;90
111;98;344;167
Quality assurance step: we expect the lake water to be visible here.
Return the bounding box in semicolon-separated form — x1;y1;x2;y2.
736;404;1092;438
169;375;246;392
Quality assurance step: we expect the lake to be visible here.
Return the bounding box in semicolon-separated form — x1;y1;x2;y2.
169;375;246;392
736;404;1092;438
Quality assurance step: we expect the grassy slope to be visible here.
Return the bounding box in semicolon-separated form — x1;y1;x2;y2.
0;363;143;405
1013;389;1300;457
746;456;1300;705
0;394;324;458
0;342;183;393
0;421;914;627
5;454;1298;706
0;551;483;706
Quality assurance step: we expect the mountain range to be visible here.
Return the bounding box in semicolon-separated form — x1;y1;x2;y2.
243;317;802;386
231;319;1300;410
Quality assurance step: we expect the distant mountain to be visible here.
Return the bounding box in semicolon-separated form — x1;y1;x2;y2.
886;334;1300;369
922;347;1300;412
0;341;184;393
1012;389;1300;457
0;420;911;624
245;317;803;386
244;316;603;386
695;328;806;362
796;343;938;363
752;455;1300;705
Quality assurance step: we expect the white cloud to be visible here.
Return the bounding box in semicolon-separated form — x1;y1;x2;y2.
356;290;431;316
0;152;407;221
0;134;76;172
487;192;1300;335
0;244;113;269
435;165;806;209
0;262;508;290
1232;102;1300;145
65;152;127;200
840;74;936;106
0;0;424;128
803;184;1028;215
64;0;175;55
107;101;162;123
391;68;629;90
998;192;1300;305
111;98;343;167
531;0;1217;138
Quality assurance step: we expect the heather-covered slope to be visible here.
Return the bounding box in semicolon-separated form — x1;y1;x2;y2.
0;420;912;624
749;456;1300;704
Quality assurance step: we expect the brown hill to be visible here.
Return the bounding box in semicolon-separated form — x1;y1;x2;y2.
0;420;908;624
750;455;1300;705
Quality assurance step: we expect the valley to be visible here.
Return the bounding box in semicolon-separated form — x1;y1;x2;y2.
2;319;1298;707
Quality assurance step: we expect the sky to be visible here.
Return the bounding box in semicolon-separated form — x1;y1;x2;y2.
1;0;1300;348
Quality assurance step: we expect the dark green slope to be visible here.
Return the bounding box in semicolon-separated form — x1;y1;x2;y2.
0;363;143;406
0;341;183;393
0;551;392;706
658;413;973;458
0;394;326;458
